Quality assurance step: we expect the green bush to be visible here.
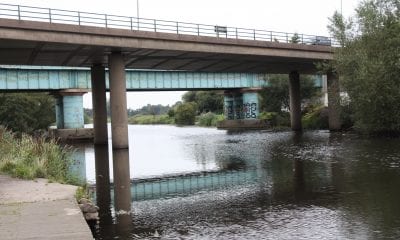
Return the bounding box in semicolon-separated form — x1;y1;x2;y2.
128;114;174;125
302;106;329;129
0;93;55;134
197;112;224;127
174;102;197;125
259;111;290;127
0;126;78;184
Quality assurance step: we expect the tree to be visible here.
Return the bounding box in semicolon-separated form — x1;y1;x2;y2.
182;91;223;113
174;102;197;125
0;93;55;133
258;74;321;112
290;33;301;43
328;0;400;134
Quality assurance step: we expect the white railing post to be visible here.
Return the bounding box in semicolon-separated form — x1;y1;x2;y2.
130;17;133;30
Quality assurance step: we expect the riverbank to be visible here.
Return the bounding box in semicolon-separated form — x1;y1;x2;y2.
0;174;93;240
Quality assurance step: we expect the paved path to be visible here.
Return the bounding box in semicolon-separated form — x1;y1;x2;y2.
0;175;93;240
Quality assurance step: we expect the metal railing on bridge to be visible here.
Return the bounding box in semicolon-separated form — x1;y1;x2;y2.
0;3;338;46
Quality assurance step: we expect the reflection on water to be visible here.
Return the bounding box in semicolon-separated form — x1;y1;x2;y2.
70;126;400;239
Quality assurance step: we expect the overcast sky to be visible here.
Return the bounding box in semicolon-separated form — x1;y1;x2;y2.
4;0;360;109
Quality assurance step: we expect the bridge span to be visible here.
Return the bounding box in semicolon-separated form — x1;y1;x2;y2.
0;3;341;212
0;67;269;91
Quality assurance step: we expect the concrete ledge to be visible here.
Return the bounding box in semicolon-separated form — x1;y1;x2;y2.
217;119;270;130
49;128;94;142
0;175;93;240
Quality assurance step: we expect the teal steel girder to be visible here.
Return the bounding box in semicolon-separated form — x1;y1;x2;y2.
0;67;269;91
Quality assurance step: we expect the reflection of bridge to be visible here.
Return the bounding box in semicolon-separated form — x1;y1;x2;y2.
91;168;261;202
130;169;259;201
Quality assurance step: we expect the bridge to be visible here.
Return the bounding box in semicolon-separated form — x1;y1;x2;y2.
0;3;341;212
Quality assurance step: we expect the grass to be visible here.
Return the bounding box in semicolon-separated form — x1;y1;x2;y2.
128;114;174;125
197;112;224;127
0;126;80;185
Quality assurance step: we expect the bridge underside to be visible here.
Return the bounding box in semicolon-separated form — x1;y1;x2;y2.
0;19;332;74
0;39;320;74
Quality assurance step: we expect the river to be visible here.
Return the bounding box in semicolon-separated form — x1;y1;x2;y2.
70;125;400;239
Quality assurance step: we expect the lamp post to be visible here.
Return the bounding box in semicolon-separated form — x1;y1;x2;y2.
341;0;343;14
136;0;140;29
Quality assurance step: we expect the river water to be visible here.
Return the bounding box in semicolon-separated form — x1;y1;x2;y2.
71;125;400;239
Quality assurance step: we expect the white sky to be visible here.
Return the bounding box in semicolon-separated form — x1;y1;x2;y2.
3;0;360;109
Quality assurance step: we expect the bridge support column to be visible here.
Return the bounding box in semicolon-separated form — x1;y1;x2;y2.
233;93;243;120
108;52;131;212
223;92;234;120
289;71;302;131
91;65;108;145
242;90;259;119
60;90;85;129
55;96;64;129
327;71;341;131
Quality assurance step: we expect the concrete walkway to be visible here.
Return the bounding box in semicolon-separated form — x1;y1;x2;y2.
0;175;93;240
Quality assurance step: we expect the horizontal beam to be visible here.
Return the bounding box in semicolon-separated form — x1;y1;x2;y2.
0;67;269;91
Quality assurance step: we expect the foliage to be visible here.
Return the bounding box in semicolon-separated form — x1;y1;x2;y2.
197;112;224;127
0;126;78;184
83;109;92;124
290;33;301;43
127;104;172;117
182;91;223;114
0;93;55;134
128;114;174;125
259;111;291;127
174;102;197;125
301;106;329;129
75;185;90;201
258;74;321;112
328;0;400;134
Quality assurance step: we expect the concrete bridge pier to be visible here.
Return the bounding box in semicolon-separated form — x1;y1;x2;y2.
91;65;108;145
233;92;243;120
59;90;85;129
51;90;93;140
108;52;132;212
242;89;259;119
327;71;341;131
223;92;234;120
289;71;302;131
55;95;64;129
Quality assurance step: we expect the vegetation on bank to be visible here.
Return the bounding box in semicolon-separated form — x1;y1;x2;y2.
197;112;224;127
327;0;400;135
0;93;55;134
0;126;79;184
128;114;174;125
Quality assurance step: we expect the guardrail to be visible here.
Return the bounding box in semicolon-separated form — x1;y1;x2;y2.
0;3;338;46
